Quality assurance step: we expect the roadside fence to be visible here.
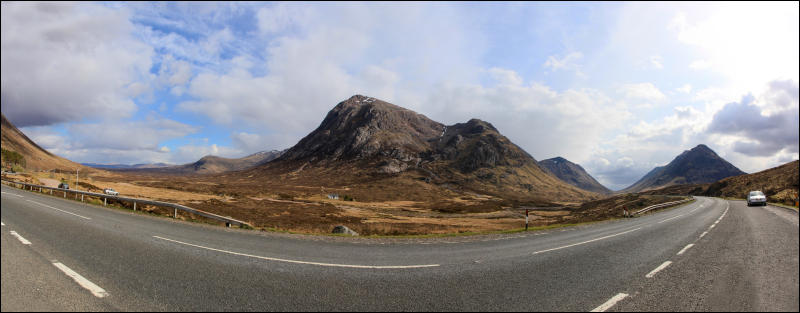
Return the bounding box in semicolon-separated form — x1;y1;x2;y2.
1;178;251;228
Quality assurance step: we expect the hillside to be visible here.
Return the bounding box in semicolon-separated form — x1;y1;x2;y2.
643;160;798;204
1;113;88;171
246;95;597;204
539;157;612;194
621;144;746;193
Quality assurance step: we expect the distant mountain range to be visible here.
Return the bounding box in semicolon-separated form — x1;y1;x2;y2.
93;150;285;175
81;162;174;169
243;95;598;203
539;157;612;194
621;144;746;193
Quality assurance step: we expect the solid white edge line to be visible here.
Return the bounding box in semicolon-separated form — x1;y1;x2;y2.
645;261;673;278
1;191;23;197
532;227;642;255
9;231;31;245
591;293;629;312
677;244;694;255
25;200;91;220
52;262;109;298
153;236;439;269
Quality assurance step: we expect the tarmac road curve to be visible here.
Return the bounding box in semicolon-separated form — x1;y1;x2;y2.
2;184;798;311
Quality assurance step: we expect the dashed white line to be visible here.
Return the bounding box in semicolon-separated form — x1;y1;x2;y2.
9;231;31;245
591;293;629;312
52;262;109;298
531;227;642;255
699;231;708;238
677;244;695;255
25;200;91;220
658;214;685;223
1;221;5;226
645;261;673;278
153;236;440;269
1;191;23;197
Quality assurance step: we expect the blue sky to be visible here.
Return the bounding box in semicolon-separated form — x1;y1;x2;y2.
2;2;798;190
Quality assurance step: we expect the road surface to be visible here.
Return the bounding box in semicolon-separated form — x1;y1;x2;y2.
2;184;798;311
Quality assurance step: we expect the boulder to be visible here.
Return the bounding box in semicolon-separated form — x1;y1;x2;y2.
332;225;359;236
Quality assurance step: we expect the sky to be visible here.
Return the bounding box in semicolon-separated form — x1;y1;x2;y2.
1;2;798;190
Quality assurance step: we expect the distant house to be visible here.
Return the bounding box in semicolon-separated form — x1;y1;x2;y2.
327;193;339;200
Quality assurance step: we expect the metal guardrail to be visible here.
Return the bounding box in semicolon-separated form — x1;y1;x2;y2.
1;178;251;228
634;197;694;215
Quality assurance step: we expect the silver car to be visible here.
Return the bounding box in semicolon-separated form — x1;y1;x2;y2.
747;191;767;206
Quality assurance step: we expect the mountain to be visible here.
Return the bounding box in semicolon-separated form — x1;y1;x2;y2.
82;162;174;169
642;160;798;205
1;113;88;171
111;150;285;175
248;95;597;203
539;157;612;194
621;144;746;193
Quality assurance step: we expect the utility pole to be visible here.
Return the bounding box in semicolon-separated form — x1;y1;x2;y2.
76;168;79;190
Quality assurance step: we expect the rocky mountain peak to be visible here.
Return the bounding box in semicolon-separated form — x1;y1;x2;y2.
539;157;611;194
278;95;444;162
621;144;746;193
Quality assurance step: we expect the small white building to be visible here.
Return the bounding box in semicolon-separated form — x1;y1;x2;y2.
327;193;339;200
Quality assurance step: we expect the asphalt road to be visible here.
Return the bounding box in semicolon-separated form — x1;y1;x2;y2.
2;184;798;311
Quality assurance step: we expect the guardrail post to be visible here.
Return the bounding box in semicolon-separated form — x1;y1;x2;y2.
81;194;84;202
63;191;66;198
104;198;107;206
50;189;52;195
133;202;136;211
226;222;231;228
174;208;178;218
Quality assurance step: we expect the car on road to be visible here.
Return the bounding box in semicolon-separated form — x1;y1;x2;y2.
58;182;69;189
747;191;767;206
103;188;119;196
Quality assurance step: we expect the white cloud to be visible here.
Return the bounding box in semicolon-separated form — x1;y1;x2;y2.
649;55;663;69
670;4;799;94
488;67;524;86
543;52;586;78
1;3;154;127
425;69;630;165
688;59;711;70
158;55;193;87
676;84;692;94
618;83;667;108
706;80;799;158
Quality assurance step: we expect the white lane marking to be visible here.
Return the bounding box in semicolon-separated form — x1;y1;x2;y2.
1;191;23;197
25;200;91;220
677;244;695;255
9;231;31;245
658;214;685;223
153;236;439;269
699;231;708;238
646;261;673;278
52;262;109;298
591;293;629;312
531;227;642;255
1;221;5;226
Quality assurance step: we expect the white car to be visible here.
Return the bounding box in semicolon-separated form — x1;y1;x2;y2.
747;191;767;207
103;188;119;196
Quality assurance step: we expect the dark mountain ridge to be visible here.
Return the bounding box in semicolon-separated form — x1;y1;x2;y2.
621;144;746;193
253;95;597;203
539;157;612;194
